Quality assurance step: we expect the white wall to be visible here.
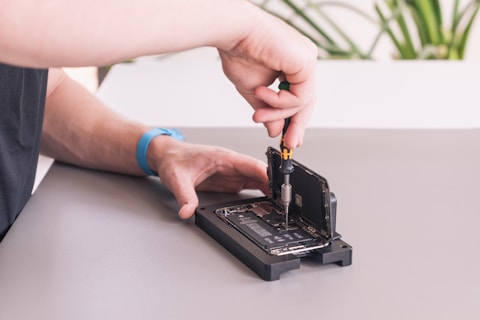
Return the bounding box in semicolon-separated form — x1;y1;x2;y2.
96;49;480;129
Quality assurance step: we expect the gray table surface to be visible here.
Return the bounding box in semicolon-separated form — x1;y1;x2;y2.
0;128;479;320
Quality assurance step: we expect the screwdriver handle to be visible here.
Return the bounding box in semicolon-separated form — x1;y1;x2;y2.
279;81;294;175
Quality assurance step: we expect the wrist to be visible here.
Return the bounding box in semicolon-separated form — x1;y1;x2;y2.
211;0;257;51
136;128;184;176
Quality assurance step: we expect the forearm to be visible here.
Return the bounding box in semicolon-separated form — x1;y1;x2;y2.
41;68;148;175
0;0;256;68
5;0;318;149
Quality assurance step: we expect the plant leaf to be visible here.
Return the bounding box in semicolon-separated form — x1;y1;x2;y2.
458;2;480;58
431;0;444;42
307;0;368;58
412;0;441;44
375;3;409;58
407;3;430;46
282;0;337;44
388;0;416;58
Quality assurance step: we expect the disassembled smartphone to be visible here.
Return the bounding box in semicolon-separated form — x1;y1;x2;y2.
195;147;352;281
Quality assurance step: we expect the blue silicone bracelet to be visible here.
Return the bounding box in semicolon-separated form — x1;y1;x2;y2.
136;128;184;176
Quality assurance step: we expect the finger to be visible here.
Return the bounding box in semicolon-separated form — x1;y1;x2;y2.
259;118;285;138
240;86;307;141
176;183;199;219
178;201;198;220
253;106;303;142
283;111;310;148
243;177;270;195
288;96;315;147
233;153;268;175
254;85;302;109
255;77;316;110
240;93;290;139
197;175;269;195
260;95;315;148
252;105;302;124
196;175;245;193
283;117;305;148
210;152;269;192
162;172;199;219
254;107;310;148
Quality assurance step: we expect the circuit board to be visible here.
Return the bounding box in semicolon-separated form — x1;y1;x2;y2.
214;201;329;256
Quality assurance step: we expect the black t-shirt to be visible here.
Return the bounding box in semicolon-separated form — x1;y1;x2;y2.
0;63;48;241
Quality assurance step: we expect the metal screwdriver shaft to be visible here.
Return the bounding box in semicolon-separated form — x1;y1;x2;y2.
278;81;294;229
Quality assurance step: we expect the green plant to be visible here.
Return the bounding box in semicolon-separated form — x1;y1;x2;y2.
258;0;480;59
259;0;376;59
376;0;480;59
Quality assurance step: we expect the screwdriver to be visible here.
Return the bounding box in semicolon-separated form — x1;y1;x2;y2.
278;81;294;229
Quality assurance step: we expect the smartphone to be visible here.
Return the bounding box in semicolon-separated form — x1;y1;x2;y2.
195;147;352;281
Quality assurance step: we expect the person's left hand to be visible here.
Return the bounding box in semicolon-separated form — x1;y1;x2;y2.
147;136;269;219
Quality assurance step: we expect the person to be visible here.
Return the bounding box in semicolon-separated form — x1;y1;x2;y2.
0;0;318;241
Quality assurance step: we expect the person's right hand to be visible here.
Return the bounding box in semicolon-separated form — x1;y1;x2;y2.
217;2;318;149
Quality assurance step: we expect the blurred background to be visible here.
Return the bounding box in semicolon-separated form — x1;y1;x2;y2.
257;0;480;60
67;0;480;91
38;0;480;190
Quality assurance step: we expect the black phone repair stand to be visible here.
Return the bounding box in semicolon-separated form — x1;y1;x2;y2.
195;147;352;281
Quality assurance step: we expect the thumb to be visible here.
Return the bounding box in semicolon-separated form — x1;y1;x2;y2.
171;181;199;219
178;201;198;220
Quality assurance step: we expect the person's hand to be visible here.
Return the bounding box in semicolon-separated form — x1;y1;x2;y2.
218;3;318;149
148;136;269;219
